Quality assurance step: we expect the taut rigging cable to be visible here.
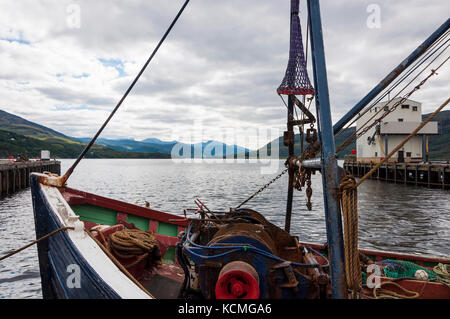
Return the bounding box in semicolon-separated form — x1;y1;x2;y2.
336;46;450;153
335;29;450;138
61;0;191;184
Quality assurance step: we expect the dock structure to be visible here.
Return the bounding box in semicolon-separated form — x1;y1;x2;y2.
344;158;450;189
0;160;61;196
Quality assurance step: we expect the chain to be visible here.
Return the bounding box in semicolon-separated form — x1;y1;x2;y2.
236;168;289;209
237;95;316;210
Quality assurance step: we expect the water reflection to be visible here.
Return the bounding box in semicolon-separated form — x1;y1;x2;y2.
0;159;448;298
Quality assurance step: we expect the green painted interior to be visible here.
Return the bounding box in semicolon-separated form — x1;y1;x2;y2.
70;203;181;264
157;222;178;237
422;260;437;268
71;204;117;226
163;246;175;264
126;214;149;231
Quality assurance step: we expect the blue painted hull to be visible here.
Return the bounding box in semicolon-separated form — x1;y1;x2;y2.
30;174;121;299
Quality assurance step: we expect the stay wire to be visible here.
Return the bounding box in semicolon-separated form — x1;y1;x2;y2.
336;45;450;153
336;29;450;138
61;0;191;184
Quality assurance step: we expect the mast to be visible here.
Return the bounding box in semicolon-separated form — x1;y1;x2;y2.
278;0;314;232
307;0;347;298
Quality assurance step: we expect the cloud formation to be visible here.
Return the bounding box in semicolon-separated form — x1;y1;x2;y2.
0;0;448;149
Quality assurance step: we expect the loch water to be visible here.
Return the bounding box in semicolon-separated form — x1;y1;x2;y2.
0;159;449;298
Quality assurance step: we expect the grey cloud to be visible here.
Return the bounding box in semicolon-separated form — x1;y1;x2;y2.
0;0;448;144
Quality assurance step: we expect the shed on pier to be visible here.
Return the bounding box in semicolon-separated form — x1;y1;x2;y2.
356;98;438;163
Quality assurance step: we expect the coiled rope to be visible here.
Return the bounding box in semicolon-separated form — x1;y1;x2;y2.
338;97;450;298
107;228;160;268
339;175;361;298
373;281;420;299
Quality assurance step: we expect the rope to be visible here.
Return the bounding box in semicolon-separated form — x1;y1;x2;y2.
434;263;450;279
336;50;449;153
0;226;74;262
356;97;449;187
107;228;160;267
85;230;155;298
338;175;361;298
0;226;154;297
338;98;449;297
335;30;450;138
373;281;420;299
61;0;191;184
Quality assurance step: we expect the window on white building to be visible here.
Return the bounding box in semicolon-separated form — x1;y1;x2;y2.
402;104;409;109
412;106;418;111
398;118;404;122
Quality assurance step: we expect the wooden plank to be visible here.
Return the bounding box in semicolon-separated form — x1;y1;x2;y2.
12;168;16;193
18;168;21;190
6;170;9;195
415;165;418;186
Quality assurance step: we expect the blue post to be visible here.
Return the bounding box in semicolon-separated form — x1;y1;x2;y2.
307;0;347;298
333;18;450;135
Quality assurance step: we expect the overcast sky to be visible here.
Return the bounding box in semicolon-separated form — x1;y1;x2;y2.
0;0;448;149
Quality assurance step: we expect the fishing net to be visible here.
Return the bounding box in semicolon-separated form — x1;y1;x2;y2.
377;259;438;281
277;0;314;96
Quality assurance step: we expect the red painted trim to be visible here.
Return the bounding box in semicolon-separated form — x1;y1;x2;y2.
300;242;450;265
377;277;450;299
60;187;189;228
117;212;127;224
155;234;178;259
149;220;158;233
83;221;98;231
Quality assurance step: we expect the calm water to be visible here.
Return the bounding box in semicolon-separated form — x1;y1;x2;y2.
0;159;449;298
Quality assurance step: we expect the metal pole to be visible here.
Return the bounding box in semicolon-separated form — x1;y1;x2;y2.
307;0;347;298
333;18;450;135
285;96;295;232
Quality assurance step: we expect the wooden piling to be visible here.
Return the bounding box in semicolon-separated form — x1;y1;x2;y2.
344;160;450;190
0;160;61;196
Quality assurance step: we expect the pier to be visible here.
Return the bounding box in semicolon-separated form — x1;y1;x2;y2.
344;158;450;189
0;160;61;196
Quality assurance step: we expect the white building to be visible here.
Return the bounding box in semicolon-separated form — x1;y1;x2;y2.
356;98;438;163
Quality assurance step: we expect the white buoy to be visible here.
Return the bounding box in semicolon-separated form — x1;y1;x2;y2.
414;269;429;281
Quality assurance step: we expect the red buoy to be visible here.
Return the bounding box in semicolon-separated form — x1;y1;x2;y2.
215;261;260;299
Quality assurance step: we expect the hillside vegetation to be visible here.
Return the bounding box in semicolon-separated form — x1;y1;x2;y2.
256;110;450;160
0;110;169;159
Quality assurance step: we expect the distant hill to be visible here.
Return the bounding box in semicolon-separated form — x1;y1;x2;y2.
254;127;356;159
75;137;250;158
141;138;177;145
75;137;174;154
424;109;450;160
256;109;450;160
0;109;169;159
2;107;446;160
0;109;76;144
0;109;249;159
